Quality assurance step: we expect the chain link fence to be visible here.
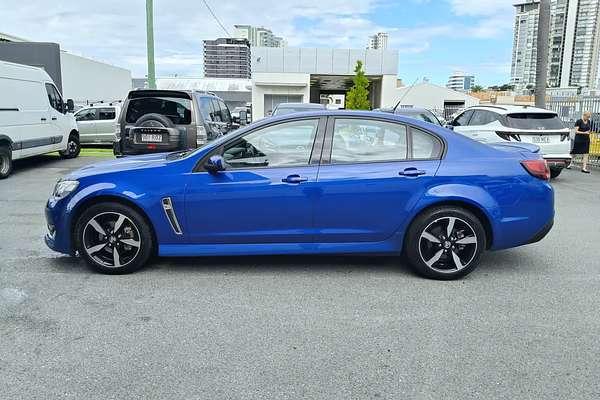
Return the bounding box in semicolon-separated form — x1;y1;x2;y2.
546;97;600;167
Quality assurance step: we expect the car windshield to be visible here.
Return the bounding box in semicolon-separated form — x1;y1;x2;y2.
506;113;565;130
125;97;192;125
400;111;440;125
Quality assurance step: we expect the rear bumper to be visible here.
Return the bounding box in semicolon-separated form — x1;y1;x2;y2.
525;218;554;245
543;154;572;169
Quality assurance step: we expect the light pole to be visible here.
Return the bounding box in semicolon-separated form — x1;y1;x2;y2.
146;0;156;89
535;0;551;108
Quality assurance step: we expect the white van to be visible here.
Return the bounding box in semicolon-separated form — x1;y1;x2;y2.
0;60;80;179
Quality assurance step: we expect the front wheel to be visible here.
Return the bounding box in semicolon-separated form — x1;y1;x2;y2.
60;133;81;159
405;206;487;280
550;168;562;179
0;145;13;179
75;202;154;274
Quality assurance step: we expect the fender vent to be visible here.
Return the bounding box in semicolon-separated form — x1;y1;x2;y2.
161;197;183;235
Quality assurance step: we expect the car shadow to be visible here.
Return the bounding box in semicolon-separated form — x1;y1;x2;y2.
11;154;65;176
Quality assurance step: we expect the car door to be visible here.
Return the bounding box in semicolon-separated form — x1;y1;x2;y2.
461;110;500;143
450;109;475;138
184;117;326;244
96;107;117;143
75;108;98;143
313;117;443;243
21;83;61;157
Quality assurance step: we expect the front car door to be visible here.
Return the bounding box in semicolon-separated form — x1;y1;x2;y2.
460;110;502;143
75;107;98;143
21;83;61;157
313;116;443;243
184;117;326;244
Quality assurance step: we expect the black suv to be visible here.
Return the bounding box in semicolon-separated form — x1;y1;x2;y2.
114;89;234;155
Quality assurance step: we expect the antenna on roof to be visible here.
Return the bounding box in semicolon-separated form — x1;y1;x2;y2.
394;78;420;111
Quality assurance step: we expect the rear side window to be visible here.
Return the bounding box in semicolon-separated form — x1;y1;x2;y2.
331;119;408;163
469;110;497;125
453;110;473;126
411;127;443;159
98;108;116;120
506;113;565;130
125;97;192;125
75;108;98;121
198;97;212;122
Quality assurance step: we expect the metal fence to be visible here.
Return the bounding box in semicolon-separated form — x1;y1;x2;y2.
546;97;600;167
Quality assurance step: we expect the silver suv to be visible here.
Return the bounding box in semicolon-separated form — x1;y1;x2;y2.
114;90;234;156
448;105;571;178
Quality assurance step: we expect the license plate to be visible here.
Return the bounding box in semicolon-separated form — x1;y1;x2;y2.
531;136;550;144
141;134;162;142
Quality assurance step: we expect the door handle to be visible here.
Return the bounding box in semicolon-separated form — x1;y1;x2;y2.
51;117;57;120
41;117;47;121
282;174;308;184
399;168;426;177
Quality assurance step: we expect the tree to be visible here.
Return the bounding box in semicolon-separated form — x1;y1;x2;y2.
471;85;484;93
346;60;371;110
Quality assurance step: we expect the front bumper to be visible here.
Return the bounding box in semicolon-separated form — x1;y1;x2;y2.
44;198;74;255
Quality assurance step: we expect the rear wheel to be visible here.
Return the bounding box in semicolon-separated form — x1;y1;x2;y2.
60;133;81;159
0;145;13;179
75;202;154;274
405;206;486;280
550;168;562;179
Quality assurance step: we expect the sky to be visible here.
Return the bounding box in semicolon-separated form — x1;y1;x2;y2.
0;0;516;87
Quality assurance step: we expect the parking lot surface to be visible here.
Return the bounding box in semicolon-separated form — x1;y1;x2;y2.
1;155;599;400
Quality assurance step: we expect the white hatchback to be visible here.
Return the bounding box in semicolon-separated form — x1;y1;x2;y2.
448;105;571;178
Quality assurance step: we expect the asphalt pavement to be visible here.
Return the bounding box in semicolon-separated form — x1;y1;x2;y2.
1;155;599;399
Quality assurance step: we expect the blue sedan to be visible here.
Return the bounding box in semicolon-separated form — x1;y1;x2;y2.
45;111;554;279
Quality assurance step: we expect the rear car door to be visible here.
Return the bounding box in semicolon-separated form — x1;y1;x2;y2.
96;107;117;143
313;117;443;243
461;110;501;143
184;117;326;244
75;108;98;143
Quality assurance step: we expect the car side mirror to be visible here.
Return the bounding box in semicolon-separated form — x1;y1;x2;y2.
66;99;75;113
445;123;454;130
239;110;247;126
205;155;227;173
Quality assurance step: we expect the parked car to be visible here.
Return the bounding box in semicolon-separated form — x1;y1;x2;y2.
375;106;444;126
113;90;234;156
45;110;554;280
448;105;571;178
74;103;121;145
271;102;326;116
0;60;80;179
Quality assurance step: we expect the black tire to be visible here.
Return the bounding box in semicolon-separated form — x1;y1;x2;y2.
60;133;81;159
550;168;562;179
134;113;174;128
404;206;487;280
0;145;13;179
74;202;154;274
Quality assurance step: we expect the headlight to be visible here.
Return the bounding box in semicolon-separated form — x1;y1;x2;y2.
53;180;79;199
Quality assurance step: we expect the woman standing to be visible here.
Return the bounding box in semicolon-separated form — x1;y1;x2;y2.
572;111;592;173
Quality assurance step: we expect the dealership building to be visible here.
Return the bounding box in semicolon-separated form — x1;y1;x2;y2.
250;47;399;120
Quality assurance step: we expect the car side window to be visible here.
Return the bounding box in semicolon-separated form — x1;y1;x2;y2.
222;119;319;169
469;110;497;125
220;101;231;124
45;83;62;112
98;108;116;120
75;108;98;121
331;119;408;164
198;97;212;122
411;127;443;159
211;99;222;122
453;110;473;126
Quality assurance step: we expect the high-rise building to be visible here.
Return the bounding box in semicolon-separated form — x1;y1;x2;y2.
233;25;286;48
367;32;388;50
203;38;251;79
511;0;600;90
447;71;475;92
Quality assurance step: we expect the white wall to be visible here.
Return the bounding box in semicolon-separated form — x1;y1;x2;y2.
394;82;479;110
380;75;399;108
60;52;131;104
251;72;310;120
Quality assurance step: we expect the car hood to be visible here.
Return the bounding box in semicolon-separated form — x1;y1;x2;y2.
65;152;173;180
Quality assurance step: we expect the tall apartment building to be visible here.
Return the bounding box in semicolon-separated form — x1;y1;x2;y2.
233;25;286;47
203;38;251;79
367;32;389;50
511;0;600;90
447;71;475;92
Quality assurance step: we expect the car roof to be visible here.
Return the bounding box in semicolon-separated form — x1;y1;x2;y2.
465;104;557;115
276;102;325;109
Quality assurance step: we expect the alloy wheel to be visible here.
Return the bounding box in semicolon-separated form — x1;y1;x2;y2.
68;139;78;155
82;212;141;268
418;216;478;273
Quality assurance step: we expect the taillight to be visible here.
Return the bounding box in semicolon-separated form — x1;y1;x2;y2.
496;131;521;141
521;160;550;180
